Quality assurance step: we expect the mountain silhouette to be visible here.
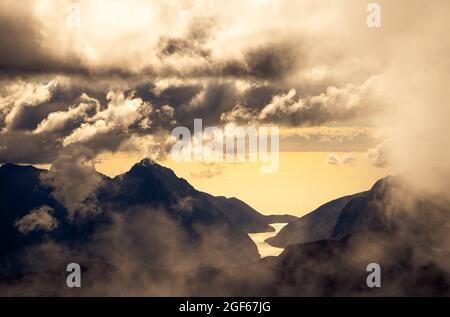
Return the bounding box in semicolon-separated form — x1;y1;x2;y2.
0;159;297;279
266;192;365;247
0;159;265;276
266;177;398;248
219;177;450;296
2;166;450;296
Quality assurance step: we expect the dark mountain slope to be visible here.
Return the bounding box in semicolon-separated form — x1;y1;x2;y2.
0;159;262;278
331;177;394;239
266;192;366;248
254;176;450;296
205;195;274;233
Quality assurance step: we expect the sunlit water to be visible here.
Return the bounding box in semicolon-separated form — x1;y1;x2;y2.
248;223;288;258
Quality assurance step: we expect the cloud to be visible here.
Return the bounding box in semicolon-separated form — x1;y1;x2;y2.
172;196;195;213
220;104;258;124
117;132;178;161
326;153;356;166
221;77;379;127
0;79;55;132
4;202;263;296
367;143;389;168
218;40;302;80
0;79;180;164
15;205;58;234
0;1;75;75
0;132;61;164
341;155;356;165
33;93;100;134
0;76;383;164
280;126;379;152
39;146;103;220
0;0;392;166
157;16;215;59
0;0;447;190
62;90;153;146
0;0;303;80
190;165;224;179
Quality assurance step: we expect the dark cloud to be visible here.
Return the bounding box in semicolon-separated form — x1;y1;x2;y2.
241;42;303;80
0;1;384;166
0;0;300;82
0;2;53;72
132;80;278;130
6;88;89;132
0;1;88;76
161;81;284;129
220;78;380;127
187;40;302;80
157;17;215;59
0;132;61;164
0;76;381;165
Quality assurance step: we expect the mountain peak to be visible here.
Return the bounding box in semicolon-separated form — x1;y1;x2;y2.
123;158;195;196
138;157;158;167
128;158;164;174
133;158;184;178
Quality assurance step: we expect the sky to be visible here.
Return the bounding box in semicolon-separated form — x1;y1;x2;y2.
1;0;449;217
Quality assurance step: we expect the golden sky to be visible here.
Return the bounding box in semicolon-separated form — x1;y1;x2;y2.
93;151;392;217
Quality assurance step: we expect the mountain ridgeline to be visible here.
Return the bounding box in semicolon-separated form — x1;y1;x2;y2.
266;177;424;248
253;176;450;296
0;159;296;279
1;160;450;296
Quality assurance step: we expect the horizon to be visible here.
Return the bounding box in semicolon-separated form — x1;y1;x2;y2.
21;150;393;217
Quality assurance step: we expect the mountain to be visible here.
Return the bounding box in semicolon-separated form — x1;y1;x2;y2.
266;192;366;248
0;159;271;278
220;177;450;296
2;166;450;296
330;177;396;240
264;214;298;223
205;195;274;233
98;159;289;233
266;175;450;249
263;229;450;296
0;159;297;295
266;177;401;248
204;196;297;233
263;175;450;297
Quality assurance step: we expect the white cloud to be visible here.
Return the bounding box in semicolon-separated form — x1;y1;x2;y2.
15;205;58;234
326;153;356;166
367;142;389;168
33;93;100;134
0;79;56;132
40;147;103;220
63;91;153;146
